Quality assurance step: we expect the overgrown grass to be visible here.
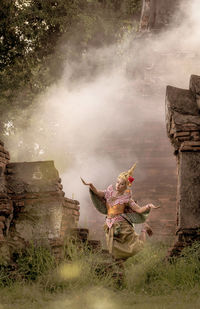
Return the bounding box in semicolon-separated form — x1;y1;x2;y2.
1;241;200;308
0;245;56;287
124;241;200;295
0;239;117;291
38;239;118;293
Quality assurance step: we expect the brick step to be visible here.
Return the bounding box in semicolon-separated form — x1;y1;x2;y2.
69;228;89;242
87;239;102;251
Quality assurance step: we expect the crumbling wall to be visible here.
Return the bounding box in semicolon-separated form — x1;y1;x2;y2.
166;75;200;256
0;152;80;259
60;197;80;239
0;141;13;242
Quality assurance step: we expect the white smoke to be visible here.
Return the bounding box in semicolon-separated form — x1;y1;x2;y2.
6;0;200;234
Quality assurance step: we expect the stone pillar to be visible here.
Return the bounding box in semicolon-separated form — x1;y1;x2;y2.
166;75;200;256
0;140;12;243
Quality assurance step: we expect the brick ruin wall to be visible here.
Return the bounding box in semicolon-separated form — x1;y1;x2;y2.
166;75;200;256
0;149;80;260
0;140;12;242
132;124;177;241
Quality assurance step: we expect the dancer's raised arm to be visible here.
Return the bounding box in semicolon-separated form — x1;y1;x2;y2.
129;199;160;213
81;177;105;198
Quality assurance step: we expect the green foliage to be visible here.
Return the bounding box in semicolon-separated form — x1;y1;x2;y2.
0;0;142;141
39;239;117;293
0;245;56;287
124;241;200;295
0;0;83;118
1;240;200;295
0;240;117;290
1;242;200;308
0;266;14;287
96;0;141;16
15;245;56;281
123;0;142;16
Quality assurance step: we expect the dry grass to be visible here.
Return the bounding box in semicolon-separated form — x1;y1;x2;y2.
0;241;200;309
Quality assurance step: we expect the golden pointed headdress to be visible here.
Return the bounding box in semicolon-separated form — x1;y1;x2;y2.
118;163;137;186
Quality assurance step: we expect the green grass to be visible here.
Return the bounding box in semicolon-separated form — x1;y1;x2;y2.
0;283;200;309
0;240;200;309
124;241;200;295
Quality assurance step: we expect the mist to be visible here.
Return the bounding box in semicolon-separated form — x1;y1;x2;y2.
6;0;200;236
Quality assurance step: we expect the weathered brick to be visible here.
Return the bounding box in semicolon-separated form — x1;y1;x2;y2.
0;157;8;164
180;145;200;152
0;216;6;222
181;124;200;131
0;199;13;214
0;152;6;159
5;168;14;175
192;136;200;141
177;136;191;142
14;201;25;207
174;131;190;137
0;234;5;241
189;74;200;96
191;131;200;136
5;154;10;160
0;222;4;229
182;141;200;146
64;203;80;211
64;197;80;205
0;146;6;154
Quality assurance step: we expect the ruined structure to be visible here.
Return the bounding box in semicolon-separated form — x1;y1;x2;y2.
0;141;12;242
166;75;200;255
140;0;180;31
0;143;80;259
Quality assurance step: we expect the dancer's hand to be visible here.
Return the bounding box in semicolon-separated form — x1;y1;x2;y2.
80;177;92;186
80;177;104;198
148;203;160;210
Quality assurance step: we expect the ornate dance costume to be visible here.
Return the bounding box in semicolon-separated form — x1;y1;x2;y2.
86;163;151;260
103;184;144;259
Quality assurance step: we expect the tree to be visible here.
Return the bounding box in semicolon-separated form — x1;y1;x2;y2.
140;0;180;30
0;0;142;148
0;0;83;122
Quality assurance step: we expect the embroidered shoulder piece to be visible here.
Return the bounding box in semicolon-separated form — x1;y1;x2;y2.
104;184;131;206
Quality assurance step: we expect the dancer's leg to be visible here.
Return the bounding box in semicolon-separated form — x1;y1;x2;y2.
139;223;153;241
